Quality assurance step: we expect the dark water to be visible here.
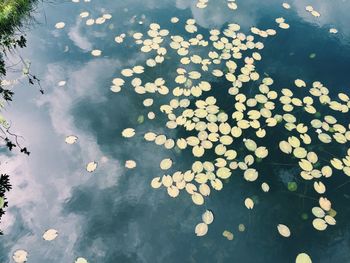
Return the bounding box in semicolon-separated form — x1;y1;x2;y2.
0;0;350;262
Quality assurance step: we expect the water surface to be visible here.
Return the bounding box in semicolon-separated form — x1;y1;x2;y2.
1;0;350;262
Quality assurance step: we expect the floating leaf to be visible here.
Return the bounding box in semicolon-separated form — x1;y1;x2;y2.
312;207;325;218
324;215;336;225
160;158;173;170
216;167;231;179
195;222;208;236
122;128;135;138
91;50;102;56
261;182;270;192
255;146;268;159
309;53;316;59
75;258;88;263
202;210;214;225
295;79;306;88
279;141;292;154
313;181;326;194
288;182;298;192
296;253;312;263
282;2;291;9
125;160;137;169
238;224;246;232
151;177;162;189
86;161;97;172
244;139;257;151
222;230;234;240
244;197;254;209
299;159;313;172
319;197;331;211
55;22;65;29
13;250;28;263
277;224;291;237
43;229;58;241
192;192;204;205
167;186;179;198
65;135;78;144
312;218;327;231
244;168;258;182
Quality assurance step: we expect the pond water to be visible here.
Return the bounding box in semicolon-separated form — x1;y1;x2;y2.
1;0;350;262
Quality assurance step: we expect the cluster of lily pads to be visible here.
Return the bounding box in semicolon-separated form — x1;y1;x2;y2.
27;1;346;262
117;16;347;226
112;2;349;262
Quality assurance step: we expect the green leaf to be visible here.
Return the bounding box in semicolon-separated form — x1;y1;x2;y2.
309;53;316;59
137;115;144;124
301;213;308;220
0;197;5;209
287;182;298;192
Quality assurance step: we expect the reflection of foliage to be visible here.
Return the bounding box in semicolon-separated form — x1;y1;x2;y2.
0;0;38;234
0;173;11;235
